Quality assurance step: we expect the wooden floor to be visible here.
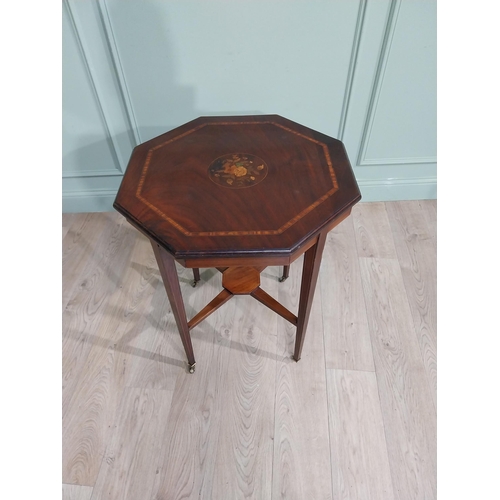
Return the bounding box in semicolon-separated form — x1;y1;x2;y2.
62;200;436;500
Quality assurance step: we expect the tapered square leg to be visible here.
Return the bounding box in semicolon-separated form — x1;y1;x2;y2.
192;268;201;287
279;265;290;282
151;241;196;373
294;232;327;361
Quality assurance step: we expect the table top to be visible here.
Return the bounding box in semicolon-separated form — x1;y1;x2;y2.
114;115;361;260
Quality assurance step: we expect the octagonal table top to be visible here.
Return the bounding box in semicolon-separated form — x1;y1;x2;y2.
114;114;361;260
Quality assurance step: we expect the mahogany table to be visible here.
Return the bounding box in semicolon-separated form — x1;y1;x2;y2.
114;115;361;373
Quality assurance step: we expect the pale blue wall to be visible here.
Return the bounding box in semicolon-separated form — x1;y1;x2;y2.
63;0;436;212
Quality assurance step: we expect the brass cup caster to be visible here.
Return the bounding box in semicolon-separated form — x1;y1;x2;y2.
188;363;196;374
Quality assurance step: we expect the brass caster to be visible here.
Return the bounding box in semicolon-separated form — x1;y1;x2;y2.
278;276;288;283
191;280;200;288
188;363;196;374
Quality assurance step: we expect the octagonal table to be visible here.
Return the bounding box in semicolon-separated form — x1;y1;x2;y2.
114;115;361;373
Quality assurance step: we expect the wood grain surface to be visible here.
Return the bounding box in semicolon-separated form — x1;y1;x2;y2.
352;202;397;259
210;273;279;499
222;266;260;294
359;257;437;499
62;223;156;485
62;201;437;499
187;288;233;330
272;257;333;500
386;201;437;409
91;388;173;500
327;369;394;500
420;199;437;246
62;213;77;240
62;213;110;310
320;216;374;371
150;270;234;499
62;484;93;500
114;115;361;260
251;286;298;325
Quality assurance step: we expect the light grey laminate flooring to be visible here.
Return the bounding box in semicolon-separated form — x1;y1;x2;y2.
62;200;437;500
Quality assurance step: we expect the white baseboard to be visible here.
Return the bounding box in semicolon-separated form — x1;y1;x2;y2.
62;189;117;213
357;177;436;202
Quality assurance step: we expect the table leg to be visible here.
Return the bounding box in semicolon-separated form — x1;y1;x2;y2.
192;268;201;287
294;232;327;362
279;265;290;282
151;241;196;373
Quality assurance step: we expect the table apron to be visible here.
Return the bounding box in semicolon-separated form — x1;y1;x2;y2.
178;208;351;269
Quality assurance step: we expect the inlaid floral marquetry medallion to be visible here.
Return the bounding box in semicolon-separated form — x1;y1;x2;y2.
208;153;268;188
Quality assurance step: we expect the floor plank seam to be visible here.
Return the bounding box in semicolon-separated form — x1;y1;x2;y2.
89;447;107;497
325;367;376;373
139;388;174;500
386;201;437;413
357;252;399;500
404;316;437;414
270;322;278;500
372;355;399;500
393;253;437;416
319;273;337;500
272;272;289;500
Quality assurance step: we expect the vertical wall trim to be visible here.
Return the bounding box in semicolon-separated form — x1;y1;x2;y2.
97;0;142;145
64;0;123;175
337;0;367;141
356;0;402;166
